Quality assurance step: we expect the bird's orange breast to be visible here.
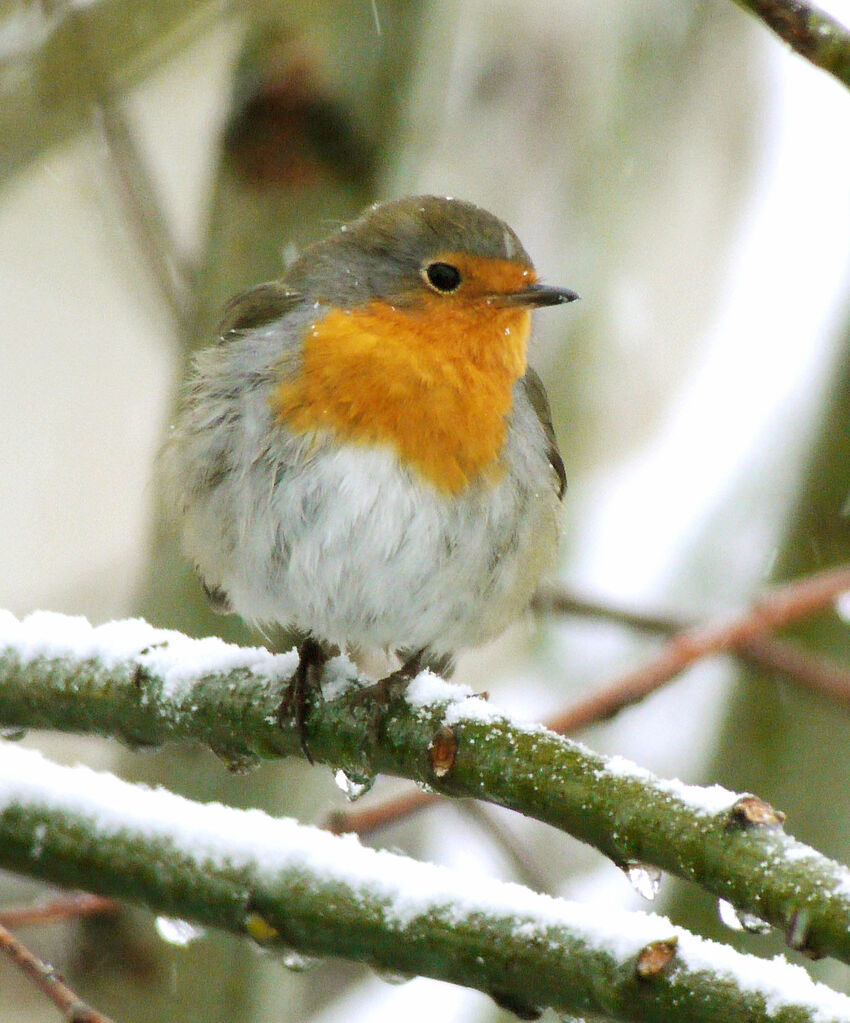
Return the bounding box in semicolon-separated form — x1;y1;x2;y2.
271;295;531;494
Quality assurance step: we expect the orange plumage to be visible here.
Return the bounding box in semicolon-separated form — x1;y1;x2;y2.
272;254;534;494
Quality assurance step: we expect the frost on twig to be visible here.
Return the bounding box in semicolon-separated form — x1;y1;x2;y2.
1;745;850;1023
3;611;850;963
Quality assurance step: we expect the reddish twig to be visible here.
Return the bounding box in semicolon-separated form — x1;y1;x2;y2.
0;920;115;1023
738;636;850;708
334;566;850;837
0;894;120;928
533;585;850;709
326;788;435;836
547;564;850;733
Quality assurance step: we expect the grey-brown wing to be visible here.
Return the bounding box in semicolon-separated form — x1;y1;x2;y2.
217;282;302;339
194;282;304;612
521;368;566;500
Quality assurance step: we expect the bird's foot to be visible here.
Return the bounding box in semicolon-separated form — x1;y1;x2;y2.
277;638;327;764
350;652;424;706
345;653;425;745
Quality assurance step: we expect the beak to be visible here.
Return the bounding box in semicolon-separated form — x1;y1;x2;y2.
495;284;580;308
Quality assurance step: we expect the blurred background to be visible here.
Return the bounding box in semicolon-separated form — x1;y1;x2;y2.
1;1;850;1020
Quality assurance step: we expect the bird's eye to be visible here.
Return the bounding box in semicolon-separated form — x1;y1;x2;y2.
423;261;462;293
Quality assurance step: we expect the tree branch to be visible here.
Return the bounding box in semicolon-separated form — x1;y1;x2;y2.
534;574;850;710
737;636;850;708
334;573;850;841
328;636;850;837
546;564;850;733
0;915;115;1023
0;894;119;928
1;744;849;1023
3;612;850;963
731;0;850;90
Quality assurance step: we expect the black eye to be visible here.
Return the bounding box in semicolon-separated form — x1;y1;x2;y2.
423;261;462;293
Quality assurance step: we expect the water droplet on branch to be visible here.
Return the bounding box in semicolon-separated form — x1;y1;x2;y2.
155;916;206;946
281;949;318;972
334;768;374;801
625;863;662;901
375;967;413;986
717;899;771;933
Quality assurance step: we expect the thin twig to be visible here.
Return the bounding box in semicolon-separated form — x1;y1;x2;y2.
325;788;434;836
731;0;850;90
547;564;850;733
329;791;551;890
65;4;195;329
458;801;552;892
530;588;685;633
0;893;120;928
0;920;115;1023
535;584;850;704
738;635;850;707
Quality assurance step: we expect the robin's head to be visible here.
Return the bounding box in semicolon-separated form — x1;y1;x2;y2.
286;195;579;311
273;196;577;494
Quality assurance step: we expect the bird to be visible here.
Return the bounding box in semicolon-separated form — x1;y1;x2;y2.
162;195;578;752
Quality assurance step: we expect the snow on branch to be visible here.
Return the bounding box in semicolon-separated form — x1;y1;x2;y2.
1;743;849;1023
3;611;850;966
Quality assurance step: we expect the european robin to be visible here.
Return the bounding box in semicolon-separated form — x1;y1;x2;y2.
163;195;577;747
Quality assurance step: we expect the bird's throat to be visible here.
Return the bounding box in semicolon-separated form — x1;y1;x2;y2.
271;298;530;494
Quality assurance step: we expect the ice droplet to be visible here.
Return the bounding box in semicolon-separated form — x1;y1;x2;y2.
155;917;206;946
625;863;662;901
375;968;413;986
281;949;318;972
717;899;771;934
740;911;771;935
334;768;374;801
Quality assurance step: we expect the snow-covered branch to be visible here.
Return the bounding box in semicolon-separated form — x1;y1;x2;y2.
3;611;850;966
1;744;849;1023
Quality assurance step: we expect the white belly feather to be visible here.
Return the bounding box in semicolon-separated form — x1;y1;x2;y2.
164;358;561;660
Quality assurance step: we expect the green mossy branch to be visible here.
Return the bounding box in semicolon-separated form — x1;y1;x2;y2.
2;612;850;966
0;744;848;1023
732;0;850;89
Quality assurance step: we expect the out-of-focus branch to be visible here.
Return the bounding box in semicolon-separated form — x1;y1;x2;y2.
737;635;850;708
1;744;850;1023
547;564;850;733
63;6;195;329
530;588;684;633
0;0;222;183
0;894;119;928
327;787;436;837
0;917;115;1023
533;580;850;708
730;0;850;90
